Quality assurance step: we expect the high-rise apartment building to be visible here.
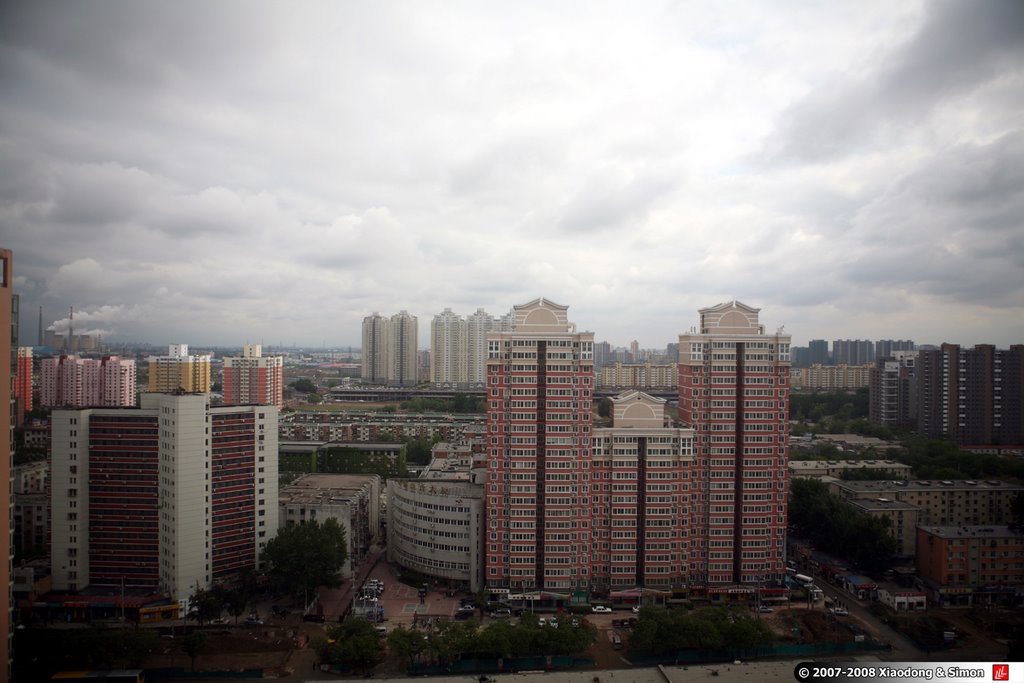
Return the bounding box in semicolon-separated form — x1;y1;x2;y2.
388;311;419;386
15;346;32;414
794;363;872;390
147;343;211;393
361;312;389;384
869;350;917;429
430;308;509;389
50;393;278;601
223;344;284;407
808;339;829;366
875;339;915;359
591;391;694;591
917;344;1024;446
678;301;791;585
40;354;137;408
430;308;465;386
469;308;507;385
832;339;874;366
484;299;594;592
1;248;13;678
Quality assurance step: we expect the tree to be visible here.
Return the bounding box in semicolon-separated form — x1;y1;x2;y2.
597;397;612;418
187;586;222;625
223;588;248;624
306;392;322;404
290;378;318;393
181;631;207;672
262;518;348;603
315;620;382;672
388;626;428;669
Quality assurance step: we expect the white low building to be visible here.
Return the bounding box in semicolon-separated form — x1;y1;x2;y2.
386;478;484;591
878;588;927;611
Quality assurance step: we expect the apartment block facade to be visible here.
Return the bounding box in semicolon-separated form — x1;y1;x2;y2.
917;343;1024;446
678;301;791;585
832;339;875;366
831;479;1023;527
598;362;678;389
869;350;918;429
590;391;694;591
1;248;13;677
223;344;284;407
794;363;872;390
430;307;511;388
147;344;211;394
916;525;1024;607
40;354;137;408
50;394;277;601
484;299;595;592
388;311;419;386
15;346;32;413
361;311;420;386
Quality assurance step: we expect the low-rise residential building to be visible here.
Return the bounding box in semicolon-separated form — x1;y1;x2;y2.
916;525;1024;607
877;587;927;611
280;411;486;451
830;479;1023;527
845;498;920;557
788;459;912;481
278;473;381;577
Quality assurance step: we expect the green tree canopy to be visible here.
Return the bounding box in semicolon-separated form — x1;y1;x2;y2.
181;631;207;672
262;518;348;602
290;378;318;393
315;619;382;672
789;478;897;573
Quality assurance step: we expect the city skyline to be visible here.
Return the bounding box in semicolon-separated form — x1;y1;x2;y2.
3;2;1023;349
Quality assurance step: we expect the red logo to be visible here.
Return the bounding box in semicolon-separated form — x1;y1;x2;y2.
993;664;1009;681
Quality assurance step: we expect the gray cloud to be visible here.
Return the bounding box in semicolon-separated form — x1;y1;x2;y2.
767;1;1024;163
2;1;1022;349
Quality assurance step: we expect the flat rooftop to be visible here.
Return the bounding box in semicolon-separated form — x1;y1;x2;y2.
836;479;1021;493
919;525;1024;540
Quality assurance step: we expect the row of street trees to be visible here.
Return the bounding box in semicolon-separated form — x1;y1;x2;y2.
788;478;898;574
628;606;774;657
386;617;596;670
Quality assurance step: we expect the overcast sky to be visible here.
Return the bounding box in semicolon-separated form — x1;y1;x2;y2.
2;1;1023;350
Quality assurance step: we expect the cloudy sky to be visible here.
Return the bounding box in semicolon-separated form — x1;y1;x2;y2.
2;1;1023;350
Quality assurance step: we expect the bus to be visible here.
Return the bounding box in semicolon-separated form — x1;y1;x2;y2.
793;574;814;586
138;603;180;623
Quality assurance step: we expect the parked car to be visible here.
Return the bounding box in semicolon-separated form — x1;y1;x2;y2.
591;605;612;613
631;605;641;614
756;605;773;613
492;608;511;619
537;617;547;626
612;634;622;650
245;617;264;626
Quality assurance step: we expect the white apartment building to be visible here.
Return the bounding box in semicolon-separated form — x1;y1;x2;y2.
50;394;278;603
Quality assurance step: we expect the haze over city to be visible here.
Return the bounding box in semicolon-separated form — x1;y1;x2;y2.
2;1;1023;349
